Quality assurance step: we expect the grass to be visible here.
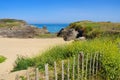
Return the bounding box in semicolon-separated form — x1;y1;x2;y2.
35;33;57;38
0;55;6;63
12;56;34;71
0;19;26;28
13;37;120;80
10;20;120;79
67;21;120;38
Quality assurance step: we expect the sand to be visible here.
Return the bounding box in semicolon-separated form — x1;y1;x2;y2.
0;38;70;79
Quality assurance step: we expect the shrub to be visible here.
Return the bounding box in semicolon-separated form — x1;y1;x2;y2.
13;56;34;71
0;55;6;63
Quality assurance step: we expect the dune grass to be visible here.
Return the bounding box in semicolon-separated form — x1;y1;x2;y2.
13;37;120;79
0;55;6;63
12;20;120;79
36;33;57;38
67;21;120;38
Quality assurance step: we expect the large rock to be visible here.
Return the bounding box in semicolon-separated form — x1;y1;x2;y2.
0;19;49;38
57;28;84;41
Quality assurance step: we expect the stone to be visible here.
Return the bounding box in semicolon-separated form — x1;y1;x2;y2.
57;28;85;41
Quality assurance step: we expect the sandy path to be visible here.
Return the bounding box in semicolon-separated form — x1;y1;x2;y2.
0;38;69;79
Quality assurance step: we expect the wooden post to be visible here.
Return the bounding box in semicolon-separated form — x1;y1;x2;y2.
67;59;70;80
26;70;30;80
72;55;75;80
54;62;57;80
96;53;99;75
99;53;102;71
95;53;99;79
62;60;64;80
92;53;96;80
77;54;80;80
80;52;84;80
15;74;19;80
89;53;92;79
85;53;88;80
45;64;49;80
35;68;39;80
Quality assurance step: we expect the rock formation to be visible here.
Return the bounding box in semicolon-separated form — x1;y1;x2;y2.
0;19;49;38
57;28;84;41
57;20;120;41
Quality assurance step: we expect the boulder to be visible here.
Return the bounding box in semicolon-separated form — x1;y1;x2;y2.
57;28;84;41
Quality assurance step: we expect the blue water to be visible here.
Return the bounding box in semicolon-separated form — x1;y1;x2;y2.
31;24;69;33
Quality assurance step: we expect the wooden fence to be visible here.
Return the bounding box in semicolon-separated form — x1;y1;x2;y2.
15;52;101;80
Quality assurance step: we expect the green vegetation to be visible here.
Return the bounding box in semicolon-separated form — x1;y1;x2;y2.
36;33;57;38
13;37;120;80
13;56;34;71
67;20;120;38
0;19;26;28
0;19;25;23
0;55;6;63
13;20;120;79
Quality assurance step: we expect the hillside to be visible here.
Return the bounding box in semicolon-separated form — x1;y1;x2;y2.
67;20;120;38
0;19;27;28
0;19;49;38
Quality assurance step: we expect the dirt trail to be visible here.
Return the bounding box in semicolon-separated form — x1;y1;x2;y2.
0;38;70;80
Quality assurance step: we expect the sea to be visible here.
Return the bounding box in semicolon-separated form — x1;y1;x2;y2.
31;24;69;33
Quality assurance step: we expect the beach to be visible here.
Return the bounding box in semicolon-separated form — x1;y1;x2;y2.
0;38;70;79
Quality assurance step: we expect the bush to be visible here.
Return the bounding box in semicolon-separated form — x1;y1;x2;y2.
13;56;35;71
0;55;6;63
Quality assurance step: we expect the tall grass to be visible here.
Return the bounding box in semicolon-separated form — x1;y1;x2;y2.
12;56;35;71
68;21;120;38
13;37;120;79
35;33;57;38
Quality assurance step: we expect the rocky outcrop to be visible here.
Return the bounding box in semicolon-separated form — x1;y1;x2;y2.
57;28;84;41
0;19;49;38
57;20;120;41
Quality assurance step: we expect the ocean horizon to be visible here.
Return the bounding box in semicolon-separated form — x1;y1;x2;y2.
31;24;69;33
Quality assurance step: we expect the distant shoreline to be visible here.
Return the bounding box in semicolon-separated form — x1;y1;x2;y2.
31;23;69;33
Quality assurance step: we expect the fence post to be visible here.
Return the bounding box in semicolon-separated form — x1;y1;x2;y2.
95;53;99;79
62;60;64;80
15;74;19;80
96;53;99;74
92;53;96;80
85;53;88;80
99;53;102;71
45;64;49;80
26;70;30;80
67;59;70;80
72;55;75;80
77;54;80;80
35;68;39;80
54;62;57;80
80;52;84;80
89;53;92;79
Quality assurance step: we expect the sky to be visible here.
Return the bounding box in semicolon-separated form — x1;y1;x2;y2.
0;0;120;23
